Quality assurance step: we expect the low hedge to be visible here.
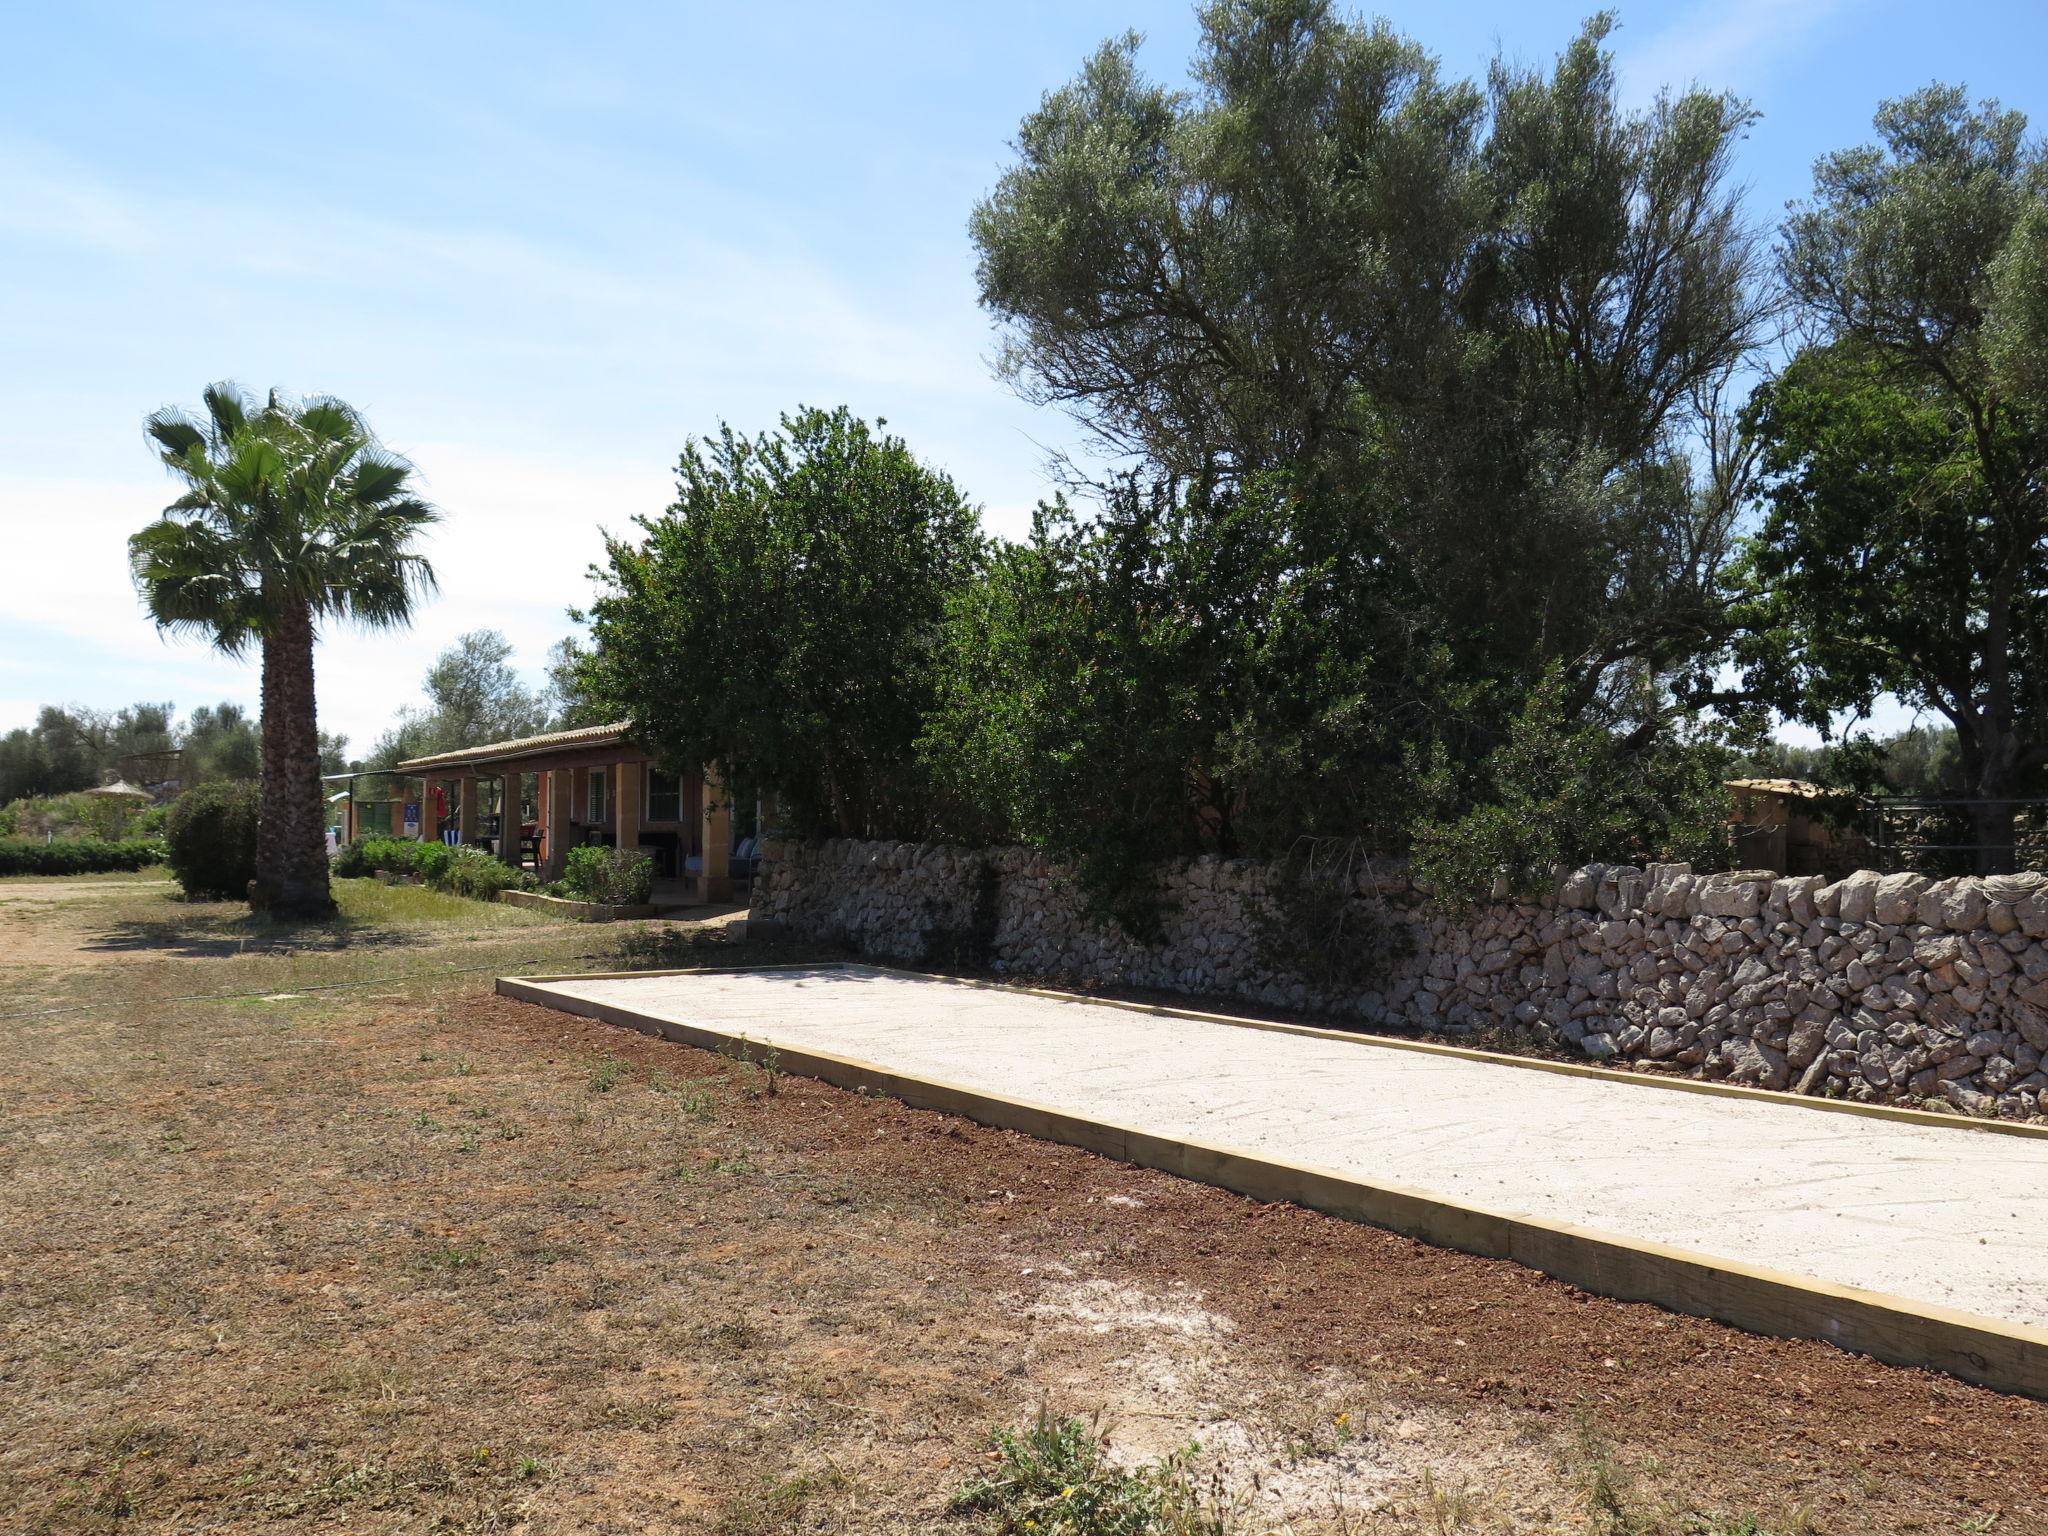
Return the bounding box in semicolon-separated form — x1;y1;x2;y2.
332;837;530;901
334;835;420;878
0;838;167;876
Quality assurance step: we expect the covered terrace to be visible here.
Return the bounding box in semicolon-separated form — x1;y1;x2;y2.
393;722;742;902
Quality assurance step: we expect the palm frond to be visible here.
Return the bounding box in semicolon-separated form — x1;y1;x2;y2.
200;381;251;450
296;396;367;445
128;517;263;655
144;408;206;463
136;383;440;650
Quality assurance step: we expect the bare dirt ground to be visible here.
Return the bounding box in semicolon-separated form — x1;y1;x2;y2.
2;878;2043;1534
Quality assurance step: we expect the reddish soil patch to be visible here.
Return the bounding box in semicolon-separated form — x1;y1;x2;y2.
467;991;2048;1534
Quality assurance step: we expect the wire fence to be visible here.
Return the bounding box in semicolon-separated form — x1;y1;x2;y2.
1860;797;2048;877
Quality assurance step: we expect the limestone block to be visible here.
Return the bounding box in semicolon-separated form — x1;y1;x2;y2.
1872;871;1930;926
1830;871;1881;925
1694;871;1773;919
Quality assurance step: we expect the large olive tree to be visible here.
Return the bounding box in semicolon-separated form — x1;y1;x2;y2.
962;2;1768;887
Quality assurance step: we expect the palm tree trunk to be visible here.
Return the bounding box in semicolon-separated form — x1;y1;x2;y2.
252;598;337;918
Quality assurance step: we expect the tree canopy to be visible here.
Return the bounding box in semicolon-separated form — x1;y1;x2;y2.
0;703;173;802
1734;86;2048;869
972;3;1767;714
931;1;1766;906
583;407;984;837
368;629;550;767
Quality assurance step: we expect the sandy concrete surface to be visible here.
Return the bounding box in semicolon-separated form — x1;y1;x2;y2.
529;964;2048;1328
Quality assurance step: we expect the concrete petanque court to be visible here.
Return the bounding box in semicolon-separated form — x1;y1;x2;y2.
503;962;2048;1398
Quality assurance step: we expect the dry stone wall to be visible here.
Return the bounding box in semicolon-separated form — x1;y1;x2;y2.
751;838;2048;1120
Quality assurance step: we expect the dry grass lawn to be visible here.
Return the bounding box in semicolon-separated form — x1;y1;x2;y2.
2;874;2042;1534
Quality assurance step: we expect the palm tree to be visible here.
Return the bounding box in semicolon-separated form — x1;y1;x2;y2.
132;383;438;918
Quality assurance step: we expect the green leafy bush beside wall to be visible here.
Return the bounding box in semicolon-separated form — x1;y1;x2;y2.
436;846;528;900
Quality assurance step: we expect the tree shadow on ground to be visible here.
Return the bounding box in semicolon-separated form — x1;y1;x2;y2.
80;912;424;960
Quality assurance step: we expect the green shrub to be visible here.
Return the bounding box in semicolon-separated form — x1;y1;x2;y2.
559;845;654;906
355;836;419;876
414;841;454;883
434;846;527;900
331;837;524;902
1409;671;1735;906
0;838;166;876
164;780;260;899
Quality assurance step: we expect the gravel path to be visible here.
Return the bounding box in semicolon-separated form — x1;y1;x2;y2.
528;964;2048;1329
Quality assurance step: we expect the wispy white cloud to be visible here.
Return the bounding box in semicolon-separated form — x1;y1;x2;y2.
1615;0;1851;107
0;143;152;253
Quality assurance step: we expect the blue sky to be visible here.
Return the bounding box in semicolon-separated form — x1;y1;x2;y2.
2;0;2043;754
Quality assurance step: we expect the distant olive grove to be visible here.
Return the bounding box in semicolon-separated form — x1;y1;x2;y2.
0;700;345;804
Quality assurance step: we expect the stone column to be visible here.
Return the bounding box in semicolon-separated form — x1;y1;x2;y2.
615;758;641;853
457;775;478;846
545;767;573;882
699;762;732;902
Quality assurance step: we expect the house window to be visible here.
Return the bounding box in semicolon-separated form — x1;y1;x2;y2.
648;768;681;823
588;767;608;824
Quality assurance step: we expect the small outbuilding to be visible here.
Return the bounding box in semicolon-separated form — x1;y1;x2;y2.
1725;777;1850;877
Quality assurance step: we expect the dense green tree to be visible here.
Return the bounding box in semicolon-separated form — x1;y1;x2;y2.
1734;87;2048;871
922;474;1420;928
543;634;608;729
927;1;1768;907
131;383;437;917
972;3;1767;720
585;407;983;837
0;708;99;802
179;702;262;783
367;629;547;768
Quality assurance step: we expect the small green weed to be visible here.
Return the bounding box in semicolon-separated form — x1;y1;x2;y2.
722;1038;780;1098
589;1055;627;1094
651;1071;718;1120
706;1315;763;1355
949;1405;1223;1536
